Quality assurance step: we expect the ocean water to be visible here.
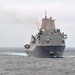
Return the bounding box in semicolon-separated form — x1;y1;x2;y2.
0;47;75;75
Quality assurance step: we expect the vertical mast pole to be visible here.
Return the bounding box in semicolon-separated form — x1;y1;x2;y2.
45;11;47;18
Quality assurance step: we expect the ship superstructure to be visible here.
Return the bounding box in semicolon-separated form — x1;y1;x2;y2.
24;12;67;58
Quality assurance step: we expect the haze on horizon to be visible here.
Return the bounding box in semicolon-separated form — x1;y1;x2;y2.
0;0;75;47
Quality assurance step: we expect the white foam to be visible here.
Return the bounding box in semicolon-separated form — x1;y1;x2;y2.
2;52;28;56
63;55;75;58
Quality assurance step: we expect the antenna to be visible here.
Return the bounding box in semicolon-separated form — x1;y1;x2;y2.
45;11;47;18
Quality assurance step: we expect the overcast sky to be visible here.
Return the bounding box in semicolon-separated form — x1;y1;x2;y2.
0;0;75;47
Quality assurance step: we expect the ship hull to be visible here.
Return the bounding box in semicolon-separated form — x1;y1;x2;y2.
25;46;65;58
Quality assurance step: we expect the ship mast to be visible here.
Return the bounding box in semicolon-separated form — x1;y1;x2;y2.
45;11;47;19
42;11;55;33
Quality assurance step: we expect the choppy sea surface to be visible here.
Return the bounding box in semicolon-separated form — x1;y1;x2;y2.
0;47;75;75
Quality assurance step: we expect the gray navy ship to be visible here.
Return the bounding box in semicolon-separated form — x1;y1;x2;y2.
24;12;67;58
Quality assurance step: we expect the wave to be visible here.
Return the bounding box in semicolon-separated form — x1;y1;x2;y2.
63;55;75;58
1;52;28;56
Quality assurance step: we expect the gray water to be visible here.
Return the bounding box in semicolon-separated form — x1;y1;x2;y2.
0;47;75;75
